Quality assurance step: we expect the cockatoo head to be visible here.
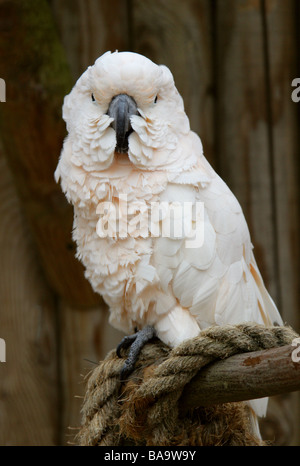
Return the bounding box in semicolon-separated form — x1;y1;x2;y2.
62;51;190;172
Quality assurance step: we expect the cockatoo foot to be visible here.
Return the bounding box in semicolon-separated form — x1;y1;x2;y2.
116;325;156;380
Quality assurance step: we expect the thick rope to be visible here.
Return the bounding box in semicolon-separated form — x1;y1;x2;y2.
77;323;298;446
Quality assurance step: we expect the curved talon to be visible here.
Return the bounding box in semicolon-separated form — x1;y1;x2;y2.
116;333;138;358
117;325;156;380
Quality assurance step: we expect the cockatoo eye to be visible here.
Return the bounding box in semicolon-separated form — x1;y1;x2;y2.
154;96;158;104
91;93;95;102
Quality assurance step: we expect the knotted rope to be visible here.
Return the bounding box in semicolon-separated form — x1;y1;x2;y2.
77;323;298;446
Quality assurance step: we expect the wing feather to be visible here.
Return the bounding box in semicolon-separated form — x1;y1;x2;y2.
153;167;282;335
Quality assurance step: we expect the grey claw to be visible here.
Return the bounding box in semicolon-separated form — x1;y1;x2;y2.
117;326;156;380
116;333;138;358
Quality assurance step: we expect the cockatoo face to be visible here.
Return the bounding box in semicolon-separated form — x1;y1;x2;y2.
62;51;190;172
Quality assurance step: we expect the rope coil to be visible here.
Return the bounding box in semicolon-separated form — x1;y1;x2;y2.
77;323;298;446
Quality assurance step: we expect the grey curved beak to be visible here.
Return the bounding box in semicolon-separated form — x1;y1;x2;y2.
107;94;139;153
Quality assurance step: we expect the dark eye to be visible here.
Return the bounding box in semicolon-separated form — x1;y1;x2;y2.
91;93;95;102
154;95;158;104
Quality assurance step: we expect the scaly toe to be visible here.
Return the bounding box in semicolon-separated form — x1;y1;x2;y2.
117;325;156;380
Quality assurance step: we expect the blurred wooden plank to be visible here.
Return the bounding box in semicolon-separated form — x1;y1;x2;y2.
0;0;100;308
215;0;299;445
215;0;279;309
263;0;300;330
0;146;58;446
262;0;300;445
50;0;130;80
130;0;216;168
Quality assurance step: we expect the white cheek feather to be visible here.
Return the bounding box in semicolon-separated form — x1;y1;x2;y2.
55;51;283;420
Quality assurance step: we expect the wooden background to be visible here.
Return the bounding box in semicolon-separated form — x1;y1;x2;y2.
0;0;299;445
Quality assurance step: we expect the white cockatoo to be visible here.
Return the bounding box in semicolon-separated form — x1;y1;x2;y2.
55;51;282;430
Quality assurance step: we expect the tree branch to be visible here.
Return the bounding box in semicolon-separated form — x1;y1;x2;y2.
179;343;300;415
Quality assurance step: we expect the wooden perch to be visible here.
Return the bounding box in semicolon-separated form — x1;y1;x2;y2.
179;343;300;414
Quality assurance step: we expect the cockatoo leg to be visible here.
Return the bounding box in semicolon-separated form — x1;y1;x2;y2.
116;325;156;380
